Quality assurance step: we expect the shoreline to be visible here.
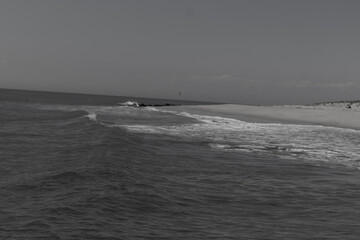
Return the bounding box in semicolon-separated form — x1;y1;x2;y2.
163;104;360;131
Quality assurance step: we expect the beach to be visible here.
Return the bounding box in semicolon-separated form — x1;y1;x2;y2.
2;89;360;239
164;102;360;130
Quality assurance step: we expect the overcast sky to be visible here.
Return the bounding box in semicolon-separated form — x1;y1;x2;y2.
1;0;360;105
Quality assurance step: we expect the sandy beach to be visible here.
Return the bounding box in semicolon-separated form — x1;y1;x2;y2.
165;102;360;130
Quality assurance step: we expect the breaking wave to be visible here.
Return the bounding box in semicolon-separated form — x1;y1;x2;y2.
121;109;360;170
118;101;139;107
85;113;97;121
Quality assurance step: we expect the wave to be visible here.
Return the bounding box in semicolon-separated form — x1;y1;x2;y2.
118;101;139;107
23;102;360;170
121;109;360;170
85;113;97;121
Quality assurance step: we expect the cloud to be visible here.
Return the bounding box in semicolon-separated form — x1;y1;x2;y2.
325;81;355;89
275;79;357;89
189;74;234;81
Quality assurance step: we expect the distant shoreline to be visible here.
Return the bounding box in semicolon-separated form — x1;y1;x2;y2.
163;103;360;131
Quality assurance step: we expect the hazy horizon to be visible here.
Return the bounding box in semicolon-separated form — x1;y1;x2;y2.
1;0;360;105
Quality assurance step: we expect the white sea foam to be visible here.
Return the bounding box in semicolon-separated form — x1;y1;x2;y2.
37;103;360;170
118;101;139;107
86;113;97;121
123;109;360;170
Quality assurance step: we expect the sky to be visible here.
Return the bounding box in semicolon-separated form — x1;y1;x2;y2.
1;0;360;105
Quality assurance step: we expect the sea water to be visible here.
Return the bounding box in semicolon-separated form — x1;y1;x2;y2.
1;88;360;239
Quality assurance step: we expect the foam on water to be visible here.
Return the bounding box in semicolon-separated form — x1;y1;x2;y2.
85;113;97;121
119;101;139;107
122;109;360;170
3;89;360;239
28;102;360;170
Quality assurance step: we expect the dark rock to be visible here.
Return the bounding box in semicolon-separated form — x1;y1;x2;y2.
138;103;179;107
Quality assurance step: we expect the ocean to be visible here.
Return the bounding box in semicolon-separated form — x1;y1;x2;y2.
1;88;360;239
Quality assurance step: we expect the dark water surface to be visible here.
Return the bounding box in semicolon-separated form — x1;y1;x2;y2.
1;89;360;239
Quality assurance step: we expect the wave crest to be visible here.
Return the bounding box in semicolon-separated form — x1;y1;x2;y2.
85;113;97;121
119;101;139;107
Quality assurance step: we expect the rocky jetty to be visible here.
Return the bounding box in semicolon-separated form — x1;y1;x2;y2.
138;103;179;107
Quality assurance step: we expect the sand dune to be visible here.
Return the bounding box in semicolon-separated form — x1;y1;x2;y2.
165;101;360;130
